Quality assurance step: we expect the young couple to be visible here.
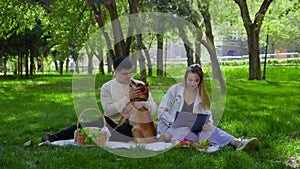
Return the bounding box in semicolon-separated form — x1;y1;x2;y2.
42;56;258;150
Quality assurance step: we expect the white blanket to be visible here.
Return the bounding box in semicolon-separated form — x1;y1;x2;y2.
38;139;173;152
38;140;220;153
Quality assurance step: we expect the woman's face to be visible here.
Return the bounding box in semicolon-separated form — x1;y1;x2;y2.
115;68;133;84
186;72;201;89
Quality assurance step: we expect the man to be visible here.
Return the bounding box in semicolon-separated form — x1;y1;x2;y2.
42;56;157;142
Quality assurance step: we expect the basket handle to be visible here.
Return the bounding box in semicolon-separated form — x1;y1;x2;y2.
76;108;106;131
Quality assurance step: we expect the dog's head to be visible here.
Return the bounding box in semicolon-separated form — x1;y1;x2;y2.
129;79;149;101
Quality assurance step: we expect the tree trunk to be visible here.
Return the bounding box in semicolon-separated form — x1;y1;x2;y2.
25;53;29;78
95;49;105;75
14;56;17;75
178;24;194;66
156;34;164;76
99;59;105;75
65;57;69;73
107;53;113;74
131;52;138;74
129;0;147;81
87;53;93;75
18;53;23;77
96;14;115;61
104;0;126;57
234;0;273;80
30;54;35;75
54;60;58;72
195;41;201;64
86;1;115;61
142;44;153;77
199;2;226;93
197;30;226;94
85;41;93;75
40;56;44;73
99;59;104;75
3;58;7;76
184;44;194;66
137;34;147;83
127;0;137;57
59;60;64;75
0;57;2;71
247;27;261;80
75;60;80;74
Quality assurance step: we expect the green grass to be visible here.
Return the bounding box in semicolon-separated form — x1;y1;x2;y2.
0;65;299;168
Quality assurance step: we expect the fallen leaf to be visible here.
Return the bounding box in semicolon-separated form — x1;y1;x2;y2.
24;140;32;146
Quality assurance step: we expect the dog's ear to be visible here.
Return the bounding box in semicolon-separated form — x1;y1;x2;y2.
145;82;148;86
130;79;136;85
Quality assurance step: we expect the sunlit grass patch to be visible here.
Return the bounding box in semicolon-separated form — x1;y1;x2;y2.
0;65;299;168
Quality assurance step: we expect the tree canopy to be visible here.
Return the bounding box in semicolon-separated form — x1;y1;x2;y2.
0;0;298;79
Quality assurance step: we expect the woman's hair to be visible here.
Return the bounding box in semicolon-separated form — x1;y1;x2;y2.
182;64;211;110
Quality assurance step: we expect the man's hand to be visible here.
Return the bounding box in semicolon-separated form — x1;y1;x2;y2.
129;87;142;100
122;104;138;116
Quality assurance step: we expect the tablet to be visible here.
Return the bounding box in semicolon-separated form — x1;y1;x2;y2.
172;111;209;132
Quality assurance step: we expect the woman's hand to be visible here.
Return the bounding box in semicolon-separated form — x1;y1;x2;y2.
202;122;211;131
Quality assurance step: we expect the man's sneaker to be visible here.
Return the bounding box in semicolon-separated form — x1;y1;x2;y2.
41;132;56;142
236;137;258;150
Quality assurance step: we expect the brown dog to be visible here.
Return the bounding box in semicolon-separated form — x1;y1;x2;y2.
114;79;158;143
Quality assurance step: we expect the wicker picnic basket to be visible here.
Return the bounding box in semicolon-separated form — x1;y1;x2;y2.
193;144;209;150
74;108;107;146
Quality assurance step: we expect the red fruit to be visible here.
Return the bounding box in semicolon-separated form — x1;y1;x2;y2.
181;140;192;146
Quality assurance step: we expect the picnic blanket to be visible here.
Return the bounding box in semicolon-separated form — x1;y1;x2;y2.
38;139;173;152
38;139;220;153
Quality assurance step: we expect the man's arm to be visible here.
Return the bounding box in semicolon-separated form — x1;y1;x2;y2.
100;82;130;117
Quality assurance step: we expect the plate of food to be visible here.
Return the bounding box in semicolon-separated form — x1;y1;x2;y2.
173;140;192;148
193;139;220;153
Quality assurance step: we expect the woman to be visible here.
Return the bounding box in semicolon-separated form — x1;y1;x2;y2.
157;64;258;150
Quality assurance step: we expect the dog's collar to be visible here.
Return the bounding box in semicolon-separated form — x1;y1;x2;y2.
131;97;147;102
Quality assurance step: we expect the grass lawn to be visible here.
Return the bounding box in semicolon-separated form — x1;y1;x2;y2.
0;65;299;168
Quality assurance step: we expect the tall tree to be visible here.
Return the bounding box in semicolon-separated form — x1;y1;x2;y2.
86;0;151;80
0;1;47;39
85;32;106;75
234;0;274;80
129;0;148;81
46;0;93;75
141;0;172;76
197;0;226;93
156;34;164;76
86;0;131;60
0;0;48;77
262;0;300;52
152;0;226;92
